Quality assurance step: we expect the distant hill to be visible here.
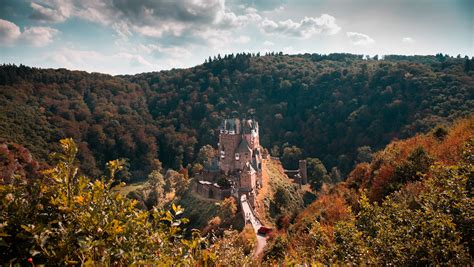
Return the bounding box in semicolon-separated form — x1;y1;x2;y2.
1;53;473;179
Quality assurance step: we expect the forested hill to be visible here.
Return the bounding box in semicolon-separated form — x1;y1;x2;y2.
1;53;473;179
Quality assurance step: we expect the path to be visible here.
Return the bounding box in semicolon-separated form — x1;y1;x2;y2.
240;194;267;257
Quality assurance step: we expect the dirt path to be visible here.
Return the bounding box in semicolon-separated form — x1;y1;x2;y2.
255;235;267;257
240;194;267;258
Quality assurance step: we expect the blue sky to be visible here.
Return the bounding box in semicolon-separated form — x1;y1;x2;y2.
0;0;472;75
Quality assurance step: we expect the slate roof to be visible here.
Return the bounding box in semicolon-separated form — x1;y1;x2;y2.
237;139;251;153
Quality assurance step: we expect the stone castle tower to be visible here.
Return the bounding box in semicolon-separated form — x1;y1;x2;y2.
218;118;263;206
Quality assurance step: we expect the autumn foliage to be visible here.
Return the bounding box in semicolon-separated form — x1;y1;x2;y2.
265;117;474;265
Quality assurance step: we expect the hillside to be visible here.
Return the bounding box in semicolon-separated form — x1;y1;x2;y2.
262;117;474;265
1;54;473;180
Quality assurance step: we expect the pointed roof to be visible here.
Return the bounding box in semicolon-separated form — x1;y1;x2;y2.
237;138;251;153
243;161;255;173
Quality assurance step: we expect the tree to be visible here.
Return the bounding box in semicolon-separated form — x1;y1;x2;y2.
464;57;470;73
146;169;166;207
217;197;237;225
165;169;189;197
356;146;373;164
282;146;302;169
330;167;342;183
306;157;331;190
197;145;217;166
0;139;211;265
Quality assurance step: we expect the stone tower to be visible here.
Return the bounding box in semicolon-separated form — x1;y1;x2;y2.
299;159;307;185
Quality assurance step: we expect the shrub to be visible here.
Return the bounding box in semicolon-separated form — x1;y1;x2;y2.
0;139;212;265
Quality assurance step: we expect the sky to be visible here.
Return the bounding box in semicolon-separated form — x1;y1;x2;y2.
0;0;472;75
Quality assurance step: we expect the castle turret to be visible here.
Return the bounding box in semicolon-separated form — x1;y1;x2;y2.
299;160;307;185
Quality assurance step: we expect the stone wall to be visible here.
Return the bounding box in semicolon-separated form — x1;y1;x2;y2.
194;180;231;200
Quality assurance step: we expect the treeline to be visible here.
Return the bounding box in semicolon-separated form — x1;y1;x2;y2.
1;53;473;179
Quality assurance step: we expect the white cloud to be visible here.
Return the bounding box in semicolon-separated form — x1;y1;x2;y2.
135;44;192;59
263;40;274;46
347;32;374;46
261;14;340;38
402;37;414;43
115;52;154;68
49;48;105;70
21;26;58;47
29;1;72;23
216;5;262;28
43;47;156;74
26;0;262;51
0;19;21;46
282;46;306;54
235;35;250;44
0;19;58;47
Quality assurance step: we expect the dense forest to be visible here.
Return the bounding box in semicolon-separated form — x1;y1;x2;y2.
1;116;472;265
1;53;473;180
263;118;473;265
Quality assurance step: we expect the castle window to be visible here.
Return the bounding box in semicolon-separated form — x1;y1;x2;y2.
229;130;235;134
220;150;225;159
235;153;240;160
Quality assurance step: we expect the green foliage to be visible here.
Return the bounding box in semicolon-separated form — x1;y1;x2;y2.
264;235;289;262
3;54;471;178
387;146;433;194
281;146;302;169
0;138;213;265
208;229;254;266
352;160;472;265
276;122;473;265
197;144;217;166
356;146;373;164
306;157;331;190
270;184;304;219
164;169;189;197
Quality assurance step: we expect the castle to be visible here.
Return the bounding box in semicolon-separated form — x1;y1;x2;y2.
195;118;264;207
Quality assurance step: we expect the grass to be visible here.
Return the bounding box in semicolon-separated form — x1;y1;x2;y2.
112;181;146;196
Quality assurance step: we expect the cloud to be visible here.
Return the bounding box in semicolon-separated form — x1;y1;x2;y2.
44;47;156;74
402;37;414;43
347;32;374;45
135;43;192;59
261;14;340;38
29;1;72;23
0;19;58;47
235;35;250;44
238;0;287;11
0;19;21;46
115;52;154;68
50;48;105;70
27;0;261;48
21;26;58;47
263;40;274;46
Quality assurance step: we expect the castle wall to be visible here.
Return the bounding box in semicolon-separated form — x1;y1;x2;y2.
218;134;241;174
195;181;231;200
240;170;256;190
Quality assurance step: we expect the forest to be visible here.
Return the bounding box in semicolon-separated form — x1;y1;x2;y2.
1;116;472;265
0;53;473;265
1;53;473;181
262;117;473;265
